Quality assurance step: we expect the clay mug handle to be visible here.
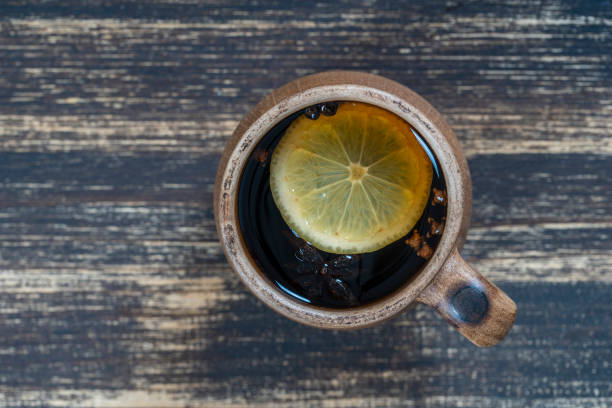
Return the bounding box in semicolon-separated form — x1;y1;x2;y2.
417;248;517;347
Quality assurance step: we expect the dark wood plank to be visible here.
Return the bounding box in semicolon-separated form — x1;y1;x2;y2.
0;282;610;406
0;0;610;406
0;1;609;157
1;152;608;282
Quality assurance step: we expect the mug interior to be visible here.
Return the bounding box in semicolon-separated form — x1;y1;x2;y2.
236;102;448;309
215;72;470;329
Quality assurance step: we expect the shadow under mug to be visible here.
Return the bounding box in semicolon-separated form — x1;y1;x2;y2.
214;71;517;347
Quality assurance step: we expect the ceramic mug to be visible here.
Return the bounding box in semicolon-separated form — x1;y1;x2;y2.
214;71;517;346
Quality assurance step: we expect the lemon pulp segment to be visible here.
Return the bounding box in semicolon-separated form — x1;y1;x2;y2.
270;102;433;254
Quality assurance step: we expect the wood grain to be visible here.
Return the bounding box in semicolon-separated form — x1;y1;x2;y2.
0;0;610;406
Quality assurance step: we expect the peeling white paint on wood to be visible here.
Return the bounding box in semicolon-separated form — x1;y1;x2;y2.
0;0;610;406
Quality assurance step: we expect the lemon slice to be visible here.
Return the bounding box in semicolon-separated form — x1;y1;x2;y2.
270;102;433;254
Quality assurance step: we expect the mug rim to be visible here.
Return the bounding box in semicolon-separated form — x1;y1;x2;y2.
214;71;472;329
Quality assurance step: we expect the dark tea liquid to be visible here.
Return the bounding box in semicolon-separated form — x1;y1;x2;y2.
238;102;447;308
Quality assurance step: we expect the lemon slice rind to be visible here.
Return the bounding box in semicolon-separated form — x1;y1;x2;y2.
270;102;433;254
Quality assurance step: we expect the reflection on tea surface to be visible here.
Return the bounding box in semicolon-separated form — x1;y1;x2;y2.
238;102;447;308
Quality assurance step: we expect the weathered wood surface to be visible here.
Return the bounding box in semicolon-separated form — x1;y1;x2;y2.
0;0;610;407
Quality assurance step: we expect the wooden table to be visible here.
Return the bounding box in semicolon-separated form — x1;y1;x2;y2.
1;1;610;407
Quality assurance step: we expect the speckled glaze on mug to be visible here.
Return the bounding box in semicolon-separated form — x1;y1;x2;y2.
214;71;516;347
